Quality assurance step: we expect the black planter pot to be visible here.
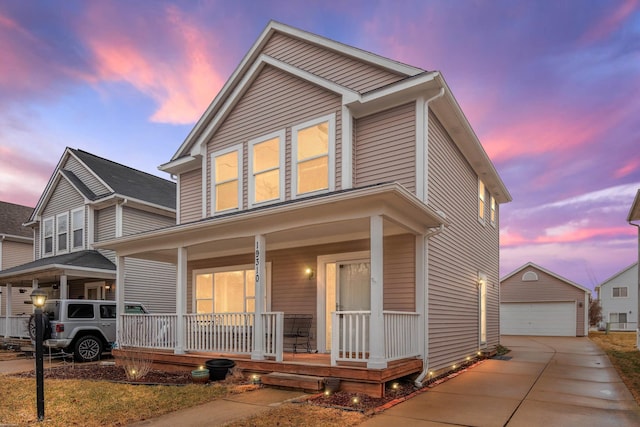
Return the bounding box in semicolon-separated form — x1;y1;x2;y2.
205;359;236;381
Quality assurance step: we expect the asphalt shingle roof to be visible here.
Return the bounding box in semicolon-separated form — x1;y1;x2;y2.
0;201;34;238
70;149;176;209
0;250;115;277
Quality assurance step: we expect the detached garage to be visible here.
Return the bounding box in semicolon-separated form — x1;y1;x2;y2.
500;263;590;337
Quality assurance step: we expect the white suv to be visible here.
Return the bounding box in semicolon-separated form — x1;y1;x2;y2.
28;299;147;362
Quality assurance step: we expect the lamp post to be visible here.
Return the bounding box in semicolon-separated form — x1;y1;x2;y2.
30;289;47;422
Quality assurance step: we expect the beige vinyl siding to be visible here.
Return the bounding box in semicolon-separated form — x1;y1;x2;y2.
186;236;414;349
427;111;501;372
124;258;176;313
42;178;84;219
354;103;416;193
1;240;33;269
179;169;202;224
34;226;40;259
206;65;342;216
63;155;110;196
95;206;116;242
0;286;32;316
121;206;174;236
263;33;406;93
502;268;587;336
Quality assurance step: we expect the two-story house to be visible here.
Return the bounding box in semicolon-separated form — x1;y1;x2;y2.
97;21;511;397
596;263;638;332
0;148;177;332
0;201;34;330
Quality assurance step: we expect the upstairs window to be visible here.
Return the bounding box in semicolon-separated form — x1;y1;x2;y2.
478;179;486;224
71;208;84;250
249;131;284;207
211;145;242;213
292;114;335;198
43;217;54;256
613;287;628;298
490;195;496;227
56;213;68;253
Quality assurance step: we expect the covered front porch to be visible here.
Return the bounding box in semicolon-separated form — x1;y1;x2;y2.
98;184;447;393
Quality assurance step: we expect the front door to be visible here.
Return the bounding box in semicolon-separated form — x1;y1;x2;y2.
325;260;370;350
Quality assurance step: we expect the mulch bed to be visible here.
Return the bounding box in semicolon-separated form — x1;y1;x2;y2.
13;364;195;384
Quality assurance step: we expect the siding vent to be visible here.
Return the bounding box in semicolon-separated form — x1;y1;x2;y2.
522;271;538;281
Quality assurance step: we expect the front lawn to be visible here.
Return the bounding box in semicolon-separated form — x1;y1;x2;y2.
590;331;640;404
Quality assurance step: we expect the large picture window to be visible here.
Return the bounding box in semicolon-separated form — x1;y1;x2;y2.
194;264;270;314
211;145;242;213
43;217;54;256
292;114;335;197
249;131;284;207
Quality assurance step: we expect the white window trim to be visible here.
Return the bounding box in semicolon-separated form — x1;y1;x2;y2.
42;216;54;257
248;130;286;208
210;144;243;215
192;263;272;313
71;207;85;251
612;286;628;298
291;113;336;199
478;179;486;225
56;212;69;254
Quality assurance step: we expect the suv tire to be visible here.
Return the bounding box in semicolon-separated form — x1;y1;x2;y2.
28;314;51;341
74;335;103;362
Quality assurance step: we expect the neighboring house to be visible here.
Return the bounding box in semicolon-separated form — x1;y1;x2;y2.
626;189;640;349
0;201;34;317
0;148;177;334
97;21;511;396
596;263;638;332
501;262;590;337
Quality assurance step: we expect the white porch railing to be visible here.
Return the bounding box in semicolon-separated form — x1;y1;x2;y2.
384;311;420;361
0;315;30;339
120;314;177;350
261;312;284;361
185;313;254;354
331;310;419;366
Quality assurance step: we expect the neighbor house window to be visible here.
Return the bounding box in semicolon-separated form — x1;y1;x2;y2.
490;195;496;227
194;264;270;314
211;145;242;213
249;131;285;207
71;207;84;250
43;217;54;256
56;213;68;253
610;312;627;325
292;114;335;197
478;179;486;224
613;287;628;298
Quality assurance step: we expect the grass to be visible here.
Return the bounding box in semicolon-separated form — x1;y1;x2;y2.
224;403;365;427
0;375;253;426
590;331;640;404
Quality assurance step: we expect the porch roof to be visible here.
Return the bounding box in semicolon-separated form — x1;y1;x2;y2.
95;183;448;263
0;250;116;285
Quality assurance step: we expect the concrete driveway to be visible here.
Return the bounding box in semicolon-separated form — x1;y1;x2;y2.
361;336;640;427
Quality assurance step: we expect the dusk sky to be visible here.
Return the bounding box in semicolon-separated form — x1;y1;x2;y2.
1;0;638;290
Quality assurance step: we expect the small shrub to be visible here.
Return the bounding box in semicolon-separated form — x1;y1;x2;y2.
120;350;153;381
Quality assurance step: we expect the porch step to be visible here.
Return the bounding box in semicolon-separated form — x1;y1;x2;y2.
261;372;324;392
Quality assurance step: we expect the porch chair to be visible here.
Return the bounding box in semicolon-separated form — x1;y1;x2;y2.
283;314;313;353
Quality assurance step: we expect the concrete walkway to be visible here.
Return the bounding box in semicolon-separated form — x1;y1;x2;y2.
361;336;640;427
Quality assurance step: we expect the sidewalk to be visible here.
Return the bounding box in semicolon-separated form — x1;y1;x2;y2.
127;388;308;427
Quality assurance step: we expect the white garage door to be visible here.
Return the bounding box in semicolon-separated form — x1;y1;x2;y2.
501;302;576;336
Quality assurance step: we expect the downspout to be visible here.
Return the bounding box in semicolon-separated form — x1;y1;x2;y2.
629;220;640;350
414;220;446;387
413;85;446;389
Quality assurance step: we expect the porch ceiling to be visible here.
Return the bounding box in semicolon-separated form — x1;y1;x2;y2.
96;183;447;263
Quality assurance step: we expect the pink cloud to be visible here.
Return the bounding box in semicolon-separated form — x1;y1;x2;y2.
501;225;635;247
79;3;227;125
614;157;640;179
0;145;54;207
581;0;639;43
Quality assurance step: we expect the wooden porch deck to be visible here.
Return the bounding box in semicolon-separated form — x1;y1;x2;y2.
112;348;423;398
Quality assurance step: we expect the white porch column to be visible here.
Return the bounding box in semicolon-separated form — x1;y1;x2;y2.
4;284;12;338
59;275;68;300
368;215;386;369
175;247;187;355
115;256;125;346
251;235;266;360
416;235;427;360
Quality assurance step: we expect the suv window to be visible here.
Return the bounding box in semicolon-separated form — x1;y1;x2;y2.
100;305;117;319
68;304;94;319
125;304;146;314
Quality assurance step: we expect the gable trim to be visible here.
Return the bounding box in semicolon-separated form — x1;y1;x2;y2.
501;262;591;294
